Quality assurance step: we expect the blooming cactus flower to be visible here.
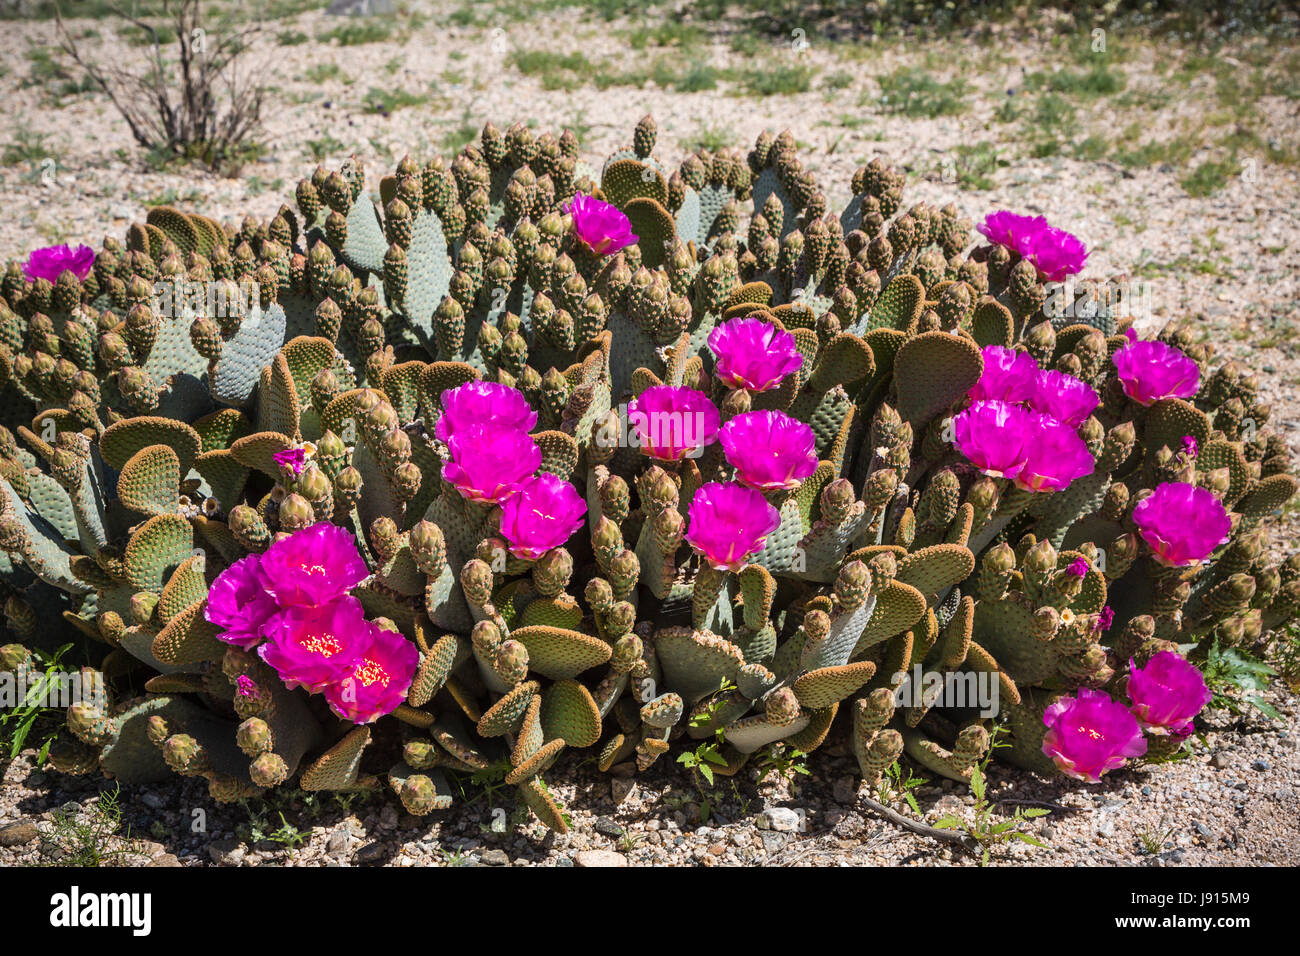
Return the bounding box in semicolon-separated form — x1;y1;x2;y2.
272;447;306;476
1127;651;1211;737
443;424;541;503
684;481;781;572
1132;482;1232;566
1013;414;1094;492
259;596;368;692
969;346;1039;403
499;473;588;560
205;553;278;649
325;623;419;724
1067;557;1090;578
720;410;818;491
707;316;804;392
1041;687;1148;782
435;381;537;444
259;522;369;607
567;193;637;255
952;400;1032;479
976;212;1086;281
1111;339;1200;406
1094;606;1115;632
1030;369;1099;427
1022;225;1088;282
627;386;720;461
976;211;1048;252
22;243;95;283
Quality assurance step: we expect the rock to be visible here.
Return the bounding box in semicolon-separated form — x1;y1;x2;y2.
1209;752;1230;769
707;843;725;856
1252;759;1271;771
610;778;637;804
832;776;859;805
759;807;802;832
379;805;399;829
207;838;244;866
593;817;624;838
354;842;387;865
479;848;510;866
1194;822;1213;839
148;853;182;868
326;829;352;857
574;849;627;868
141;792;167;810
0;822;39;847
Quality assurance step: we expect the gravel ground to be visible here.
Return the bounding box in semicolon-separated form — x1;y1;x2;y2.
0;1;1297;865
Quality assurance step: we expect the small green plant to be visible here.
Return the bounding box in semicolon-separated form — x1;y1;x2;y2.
305;135;346;162
304;63;348;84
0;643;73;764
1138;825;1175;855
754;743;811;788
677;678;736;789
742;63;816;97
1181;157;1237;197
2;130;53;168
933;726;1050;865
875;759;927;814
877;67;967;118
318;19;393;46
44;786;138;866
1202;640;1280;719
361;87;431;115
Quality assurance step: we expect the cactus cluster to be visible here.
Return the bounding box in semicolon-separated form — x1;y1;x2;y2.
1;115;1297;832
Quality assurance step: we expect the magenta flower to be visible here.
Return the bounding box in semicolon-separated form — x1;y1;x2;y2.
434;381;537;444
1041;687;1148;782
325;623;419;724
952;400;1032;479
1094;606;1115;632
1131;482;1231;566
260;522;369;607
259;596;368;692
969;346;1039;403
1182;435;1198;458
499;473;588;560
1023;225;1088;282
22;243;95;283
1013;414;1093;492
707;317;804;392
205;553;278;649
443;423;541;503
976;211;1048;252
720;410;818;491
1127;651;1211;738
684;481;781;572
627;386;720;462
1067;557;1090;578
235;675;258;697
1111;340;1200;406
1030;369;1099;427
567;193;637;256
273;447;306;476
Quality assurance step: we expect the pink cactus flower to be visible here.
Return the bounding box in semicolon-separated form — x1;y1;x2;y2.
325;623;419;724
1182;435;1199;458
1041;687;1148;782
260;522;369;607
969;346;1039;403
1094;606;1115;632
1067;557;1090;578
707;317;804;392
235;675;258;697
435;381;537;444
22;243;95;283
1022;225;1088;282
259;596;368;692
685;481;781;572
1132;482;1232;567
205;553;279;649
976;211;1049;252
567;193;638;255
1111;339;1200;406
1012;413;1094;492
719;410;818;491
499;473;588;560
627;386;720;462
1030;369;1099;427
443;423;541;503
952;400;1032;479
272;447;306;476
1127;651;1211;738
